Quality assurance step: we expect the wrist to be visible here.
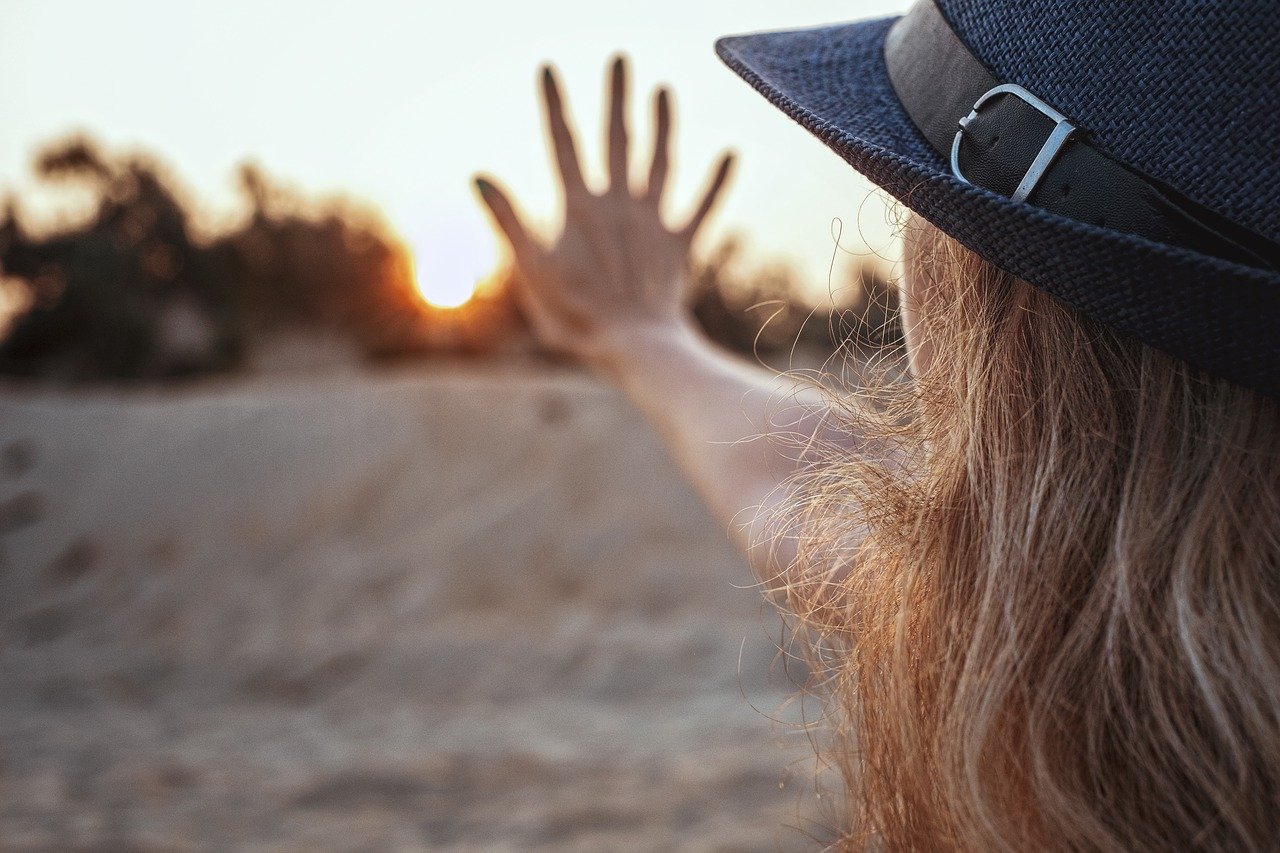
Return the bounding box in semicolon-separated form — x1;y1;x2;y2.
585;316;706;381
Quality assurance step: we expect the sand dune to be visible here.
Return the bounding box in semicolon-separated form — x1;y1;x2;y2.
0;366;828;850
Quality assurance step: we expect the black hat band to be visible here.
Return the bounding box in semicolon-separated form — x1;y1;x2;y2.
884;0;1280;273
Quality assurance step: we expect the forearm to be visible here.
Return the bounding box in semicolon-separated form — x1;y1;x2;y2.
593;319;837;585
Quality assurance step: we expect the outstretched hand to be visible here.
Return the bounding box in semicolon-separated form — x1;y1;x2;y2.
474;56;734;372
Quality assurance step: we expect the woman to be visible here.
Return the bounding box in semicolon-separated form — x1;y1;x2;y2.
475;1;1280;848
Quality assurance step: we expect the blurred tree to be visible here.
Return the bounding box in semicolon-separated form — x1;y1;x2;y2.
690;236;901;366
0;138;241;380
227;163;416;349
227;163;526;363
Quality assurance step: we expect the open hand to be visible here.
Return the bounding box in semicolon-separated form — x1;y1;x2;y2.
474;56;734;370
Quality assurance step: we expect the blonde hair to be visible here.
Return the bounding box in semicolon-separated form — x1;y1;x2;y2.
780;217;1280;850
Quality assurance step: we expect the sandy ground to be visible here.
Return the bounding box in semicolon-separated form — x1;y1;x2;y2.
0;366;831;851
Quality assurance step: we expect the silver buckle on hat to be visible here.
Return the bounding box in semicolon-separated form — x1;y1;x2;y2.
951;83;1078;203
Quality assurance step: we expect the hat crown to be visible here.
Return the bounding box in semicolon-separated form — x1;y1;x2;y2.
938;0;1280;242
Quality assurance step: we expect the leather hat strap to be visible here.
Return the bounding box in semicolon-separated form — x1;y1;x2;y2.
885;0;1280;272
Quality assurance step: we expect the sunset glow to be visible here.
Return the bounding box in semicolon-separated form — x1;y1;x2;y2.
412;257;481;309
408;221;498;310
0;1;907;303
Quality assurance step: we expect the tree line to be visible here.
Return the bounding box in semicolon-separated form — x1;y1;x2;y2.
0;137;899;382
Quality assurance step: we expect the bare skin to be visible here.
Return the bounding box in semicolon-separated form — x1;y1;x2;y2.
474;56;908;586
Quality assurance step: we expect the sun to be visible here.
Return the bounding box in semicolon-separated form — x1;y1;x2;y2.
408;221;497;310
412;260;478;309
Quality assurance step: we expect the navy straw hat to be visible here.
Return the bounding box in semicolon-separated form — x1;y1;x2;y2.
716;0;1280;397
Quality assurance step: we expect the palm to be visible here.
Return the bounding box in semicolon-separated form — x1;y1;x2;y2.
475;56;734;365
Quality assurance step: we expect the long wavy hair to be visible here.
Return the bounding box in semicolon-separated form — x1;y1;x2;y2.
777;217;1280;850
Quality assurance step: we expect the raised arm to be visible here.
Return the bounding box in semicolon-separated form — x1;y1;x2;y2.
473;57;850;587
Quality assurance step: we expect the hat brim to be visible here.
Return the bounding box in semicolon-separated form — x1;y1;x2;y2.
716;18;1280;397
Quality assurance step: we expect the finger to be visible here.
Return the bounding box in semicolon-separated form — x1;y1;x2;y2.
645;87;671;203
680;151;736;242
606;55;630;195
540;65;589;200
475;176;592;330
474;175;540;268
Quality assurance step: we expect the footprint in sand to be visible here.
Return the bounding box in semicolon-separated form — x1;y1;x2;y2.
0;440;43;535
0;490;43;534
0;438;37;479
44;536;101;585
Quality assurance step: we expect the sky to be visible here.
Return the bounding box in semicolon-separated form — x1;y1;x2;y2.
0;0;912;304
